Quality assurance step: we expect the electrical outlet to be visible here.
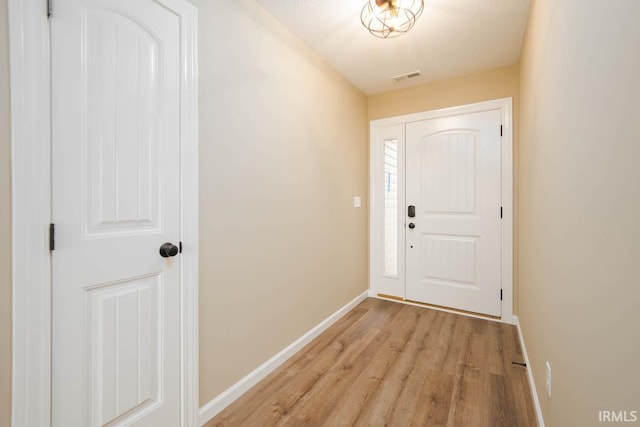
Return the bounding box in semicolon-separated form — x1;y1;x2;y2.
545;361;552;398
353;196;362;208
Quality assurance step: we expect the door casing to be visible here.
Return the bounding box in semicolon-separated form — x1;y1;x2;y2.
368;98;514;324
8;0;199;425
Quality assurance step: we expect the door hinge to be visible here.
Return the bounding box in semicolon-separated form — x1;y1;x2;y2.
500;125;503;137
500;206;503;219
49;223;55;251
179;241;183;253
500;289;503;301
47;0;53;17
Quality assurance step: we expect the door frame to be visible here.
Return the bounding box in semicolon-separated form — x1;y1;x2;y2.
369;98;514;324
8;0;199;425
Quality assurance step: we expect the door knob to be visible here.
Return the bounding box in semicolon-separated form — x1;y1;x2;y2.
159;242;179;258
408;223;416;229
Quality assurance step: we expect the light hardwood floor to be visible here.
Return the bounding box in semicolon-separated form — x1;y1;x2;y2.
206;298;537;426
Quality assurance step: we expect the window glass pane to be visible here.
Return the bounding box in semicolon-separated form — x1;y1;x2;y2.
383;140;398;277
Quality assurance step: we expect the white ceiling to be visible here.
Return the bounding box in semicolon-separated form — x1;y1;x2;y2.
255;0;530;95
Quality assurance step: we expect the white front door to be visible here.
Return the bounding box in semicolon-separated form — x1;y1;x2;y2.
405;110;503;316
51;0;184;425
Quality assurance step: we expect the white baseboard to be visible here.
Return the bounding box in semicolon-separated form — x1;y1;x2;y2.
514;315;545;427
198;290;369;426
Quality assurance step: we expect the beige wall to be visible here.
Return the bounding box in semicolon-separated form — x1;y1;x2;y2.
368;64;521;312
0;0;11;425
189;0;369;404
368;64;519;121
518;1;640;426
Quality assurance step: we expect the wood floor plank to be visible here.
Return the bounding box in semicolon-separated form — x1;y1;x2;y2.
489;372;519;427
446;365;490;427
288;304;413;424
205;299;537;427
349;307;438;426
209;300;395;426
409;369;455;426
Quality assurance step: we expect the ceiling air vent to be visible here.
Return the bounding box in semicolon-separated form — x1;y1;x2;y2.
390;70;421;83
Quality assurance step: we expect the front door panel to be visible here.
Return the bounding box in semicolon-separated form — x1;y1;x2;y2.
405;110;502;316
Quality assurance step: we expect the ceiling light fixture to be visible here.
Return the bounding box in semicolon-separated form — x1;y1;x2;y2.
361;0;424;39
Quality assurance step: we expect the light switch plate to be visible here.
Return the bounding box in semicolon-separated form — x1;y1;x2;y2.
353;196;362;208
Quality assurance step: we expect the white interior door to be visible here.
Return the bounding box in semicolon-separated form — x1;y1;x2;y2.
405;110;503;316
51;0;183;425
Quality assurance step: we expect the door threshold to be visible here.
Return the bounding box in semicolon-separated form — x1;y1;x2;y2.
377;293;503;323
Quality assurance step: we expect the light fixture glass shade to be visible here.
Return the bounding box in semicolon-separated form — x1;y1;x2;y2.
361;0;425;38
